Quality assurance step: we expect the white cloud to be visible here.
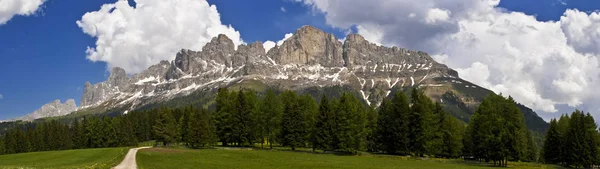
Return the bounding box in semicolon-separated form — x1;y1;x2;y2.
0;94;3;99
425;8;451;24
77;0;243;74
264;33;293;53
298;0;600;117
0;0;46;25
561;9;600;55
281;7;287;13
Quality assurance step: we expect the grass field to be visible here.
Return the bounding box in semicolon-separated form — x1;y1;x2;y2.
137;148;562;169
0;147;128;169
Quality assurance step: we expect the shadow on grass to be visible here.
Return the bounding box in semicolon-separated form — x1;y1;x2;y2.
447;160;566;169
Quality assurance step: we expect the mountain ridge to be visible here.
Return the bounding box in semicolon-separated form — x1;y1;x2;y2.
8;25;548;132
79;25;456;110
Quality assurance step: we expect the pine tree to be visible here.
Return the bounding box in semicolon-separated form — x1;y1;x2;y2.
261;89;283;149
365;104;378;152
375;98;397;154
299;94;318;151
215;88;234;146
280;91;304;150
423;98;443;156
199;109;218;147
556;114;570;165
179;107;191;144
543;119;561;163
583;113;600;167
524;131;538;162
187;108;218;148
408;88;427;156
439;103;464;158
315;95;335;152
335;92;365;153
72;119;86;149
0;136;5;155
186;109;201;148
466;94;527;166
376;92;410;154
231;90;257;146
153;109;180;146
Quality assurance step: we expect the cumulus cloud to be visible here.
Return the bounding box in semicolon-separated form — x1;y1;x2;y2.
0;0;46;25
77;0;243;74
263;33;293;53
561;9;600;55
298;0;600;117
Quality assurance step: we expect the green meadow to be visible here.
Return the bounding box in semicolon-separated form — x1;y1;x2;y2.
0;147;128;169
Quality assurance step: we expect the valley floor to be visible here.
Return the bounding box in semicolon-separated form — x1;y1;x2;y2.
0;147;128;169
137;147;562;169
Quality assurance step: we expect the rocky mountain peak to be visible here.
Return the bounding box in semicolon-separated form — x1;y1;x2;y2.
201;34;236;67
108;67;129;89
270;25;344;67
19;99;78;121
78;25;463;112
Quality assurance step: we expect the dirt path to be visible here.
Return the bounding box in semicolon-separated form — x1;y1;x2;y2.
113;147;151;169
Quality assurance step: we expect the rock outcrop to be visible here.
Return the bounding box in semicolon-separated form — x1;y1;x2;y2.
78;25;461;110
20;99;77;121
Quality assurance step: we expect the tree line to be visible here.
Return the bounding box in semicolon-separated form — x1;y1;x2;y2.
1;87;598;168
200;88;466;157
543;110;600;168
0;115;138;154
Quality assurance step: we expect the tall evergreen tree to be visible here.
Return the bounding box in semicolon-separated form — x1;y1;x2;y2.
543;119;561;163
438;103;464;158
335;92;366;153
376;92;410;154
315;95;335;152
466;94;527;166
408;88;428;156
524;131;538;162
365;104;378;152
230;90;258;146
187;109;218;148
280;91;304;150
299;94;318;151
153;109;180;146
556;114;570;165
215;88;234;146
261;89;283;149
179;107;191;144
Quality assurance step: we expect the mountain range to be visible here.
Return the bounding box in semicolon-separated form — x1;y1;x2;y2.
13;25;549;132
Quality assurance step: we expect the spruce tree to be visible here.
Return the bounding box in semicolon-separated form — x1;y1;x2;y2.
315;95;335;152
365;104;378;152
408;88;427;156
335;92;365;153
231;90;257;146
543;119;561;163
439;103;464;158
524;130;538;162
583;113;600;167
556;114;570;165
280;91;304;150
261;89;283;149
299;94;318;151
215;88;234;146
376;92;410;154
153;109;180;146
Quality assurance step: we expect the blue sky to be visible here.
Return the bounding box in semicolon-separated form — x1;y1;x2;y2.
0;0;599;120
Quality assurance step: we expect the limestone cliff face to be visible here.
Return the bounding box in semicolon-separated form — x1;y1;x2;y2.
80;25;459;110
20;99;77;121
270;25;345;67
